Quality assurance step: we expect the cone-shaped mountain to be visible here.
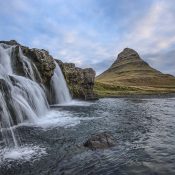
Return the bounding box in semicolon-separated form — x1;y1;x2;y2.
95;48;175;96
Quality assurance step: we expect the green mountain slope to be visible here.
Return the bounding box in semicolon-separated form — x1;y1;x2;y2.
95;48;175;97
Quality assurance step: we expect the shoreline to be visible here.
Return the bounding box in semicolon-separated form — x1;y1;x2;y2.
96;93;175;99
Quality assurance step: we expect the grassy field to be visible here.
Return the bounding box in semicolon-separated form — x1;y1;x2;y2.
94;81;175;97
95;68;175;97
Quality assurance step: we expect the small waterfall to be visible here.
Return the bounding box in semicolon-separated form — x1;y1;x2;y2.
51;62;72;104
0;44;49;148
18;48;36;81
0;43;72;149
0;44;13;74
0;91;19;148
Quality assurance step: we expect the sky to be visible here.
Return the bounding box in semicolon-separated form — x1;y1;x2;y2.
0;0;175;75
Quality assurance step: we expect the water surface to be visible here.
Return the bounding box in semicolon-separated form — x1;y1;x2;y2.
0;97;175;175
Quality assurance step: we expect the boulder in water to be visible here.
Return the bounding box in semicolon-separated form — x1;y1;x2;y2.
84;132;115;150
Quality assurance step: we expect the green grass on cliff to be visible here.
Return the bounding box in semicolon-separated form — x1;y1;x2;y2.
94;48;175;97
94;81;175;98
95;65;175;97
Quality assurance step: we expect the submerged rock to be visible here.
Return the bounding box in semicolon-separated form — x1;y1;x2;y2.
84;132;115;150
56;60;97;100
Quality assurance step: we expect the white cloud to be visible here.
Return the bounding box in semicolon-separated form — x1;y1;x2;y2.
120;0;175;54
2;0;175;75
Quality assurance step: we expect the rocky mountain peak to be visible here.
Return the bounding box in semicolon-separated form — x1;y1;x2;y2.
111;48;142;68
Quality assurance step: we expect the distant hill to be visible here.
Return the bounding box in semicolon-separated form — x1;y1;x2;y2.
95;48;175;97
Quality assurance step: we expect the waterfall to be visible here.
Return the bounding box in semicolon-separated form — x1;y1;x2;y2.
0;91;19;148
0;43;72;148
18;48;36;80
0;42;72;149
0;44;49;148
51;62;72;104
0;44;13;74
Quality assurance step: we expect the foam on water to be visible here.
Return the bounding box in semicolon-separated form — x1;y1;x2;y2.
51;100;94;107
0;145;46;164
18;110;81;129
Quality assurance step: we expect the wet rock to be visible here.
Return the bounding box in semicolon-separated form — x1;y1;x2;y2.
84;132;115;150
0;41;56;84
23;48;56;84
56;60;98;100
0;40;19;46
0;40;97;100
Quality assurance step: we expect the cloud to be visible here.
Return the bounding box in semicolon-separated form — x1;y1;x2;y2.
143;49;175;75
0;0;175;76
120;0;175;54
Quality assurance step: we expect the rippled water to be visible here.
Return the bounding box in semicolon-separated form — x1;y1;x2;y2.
0;97;175;175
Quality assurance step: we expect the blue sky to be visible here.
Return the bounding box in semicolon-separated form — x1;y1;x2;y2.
0;0;175;75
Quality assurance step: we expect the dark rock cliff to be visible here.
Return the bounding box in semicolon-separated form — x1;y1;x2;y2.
56;60;97;100
0;40;96;100
0;40;56;85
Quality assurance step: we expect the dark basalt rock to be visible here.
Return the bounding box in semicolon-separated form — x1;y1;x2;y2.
84;132;115;150
22;47;56;84
0;41;56;84
0;40;97;101
56;60;98;100
0;40;19;46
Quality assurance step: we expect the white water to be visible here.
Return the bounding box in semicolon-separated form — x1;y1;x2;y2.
51;61;72;104
0;43;72;150
0;44;51;148
18;48;36;81
0;145;46;163
51;100;93;107
0;45;13;74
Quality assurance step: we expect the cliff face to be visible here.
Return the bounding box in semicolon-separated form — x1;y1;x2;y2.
56;60;97;100
0;40;97;135
0;40;96;100
0;40;56;85
21;48;56;84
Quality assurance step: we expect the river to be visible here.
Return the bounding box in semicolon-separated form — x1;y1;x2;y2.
0;97;175;175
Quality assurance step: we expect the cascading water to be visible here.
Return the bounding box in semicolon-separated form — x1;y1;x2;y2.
0;44;13;75
0;44;50;148
0;43;72;149
0;42;73;150
51;61;72;104
18;48;36;81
